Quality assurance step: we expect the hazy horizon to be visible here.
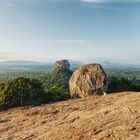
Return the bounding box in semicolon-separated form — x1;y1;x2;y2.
0;0;140;63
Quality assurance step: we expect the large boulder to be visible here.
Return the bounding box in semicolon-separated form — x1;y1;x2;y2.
69;64;107;98
54;60;70;69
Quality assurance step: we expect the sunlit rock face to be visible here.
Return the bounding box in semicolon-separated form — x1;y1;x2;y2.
69;64;107;98
54;60;70;69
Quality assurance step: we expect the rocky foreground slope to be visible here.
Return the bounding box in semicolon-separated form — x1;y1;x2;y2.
0;92;140;140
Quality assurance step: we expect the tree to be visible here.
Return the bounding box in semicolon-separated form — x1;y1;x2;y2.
0;77;44;110
42;67;73;94
107;77;131;93
40;67;72;103
45;85;70;103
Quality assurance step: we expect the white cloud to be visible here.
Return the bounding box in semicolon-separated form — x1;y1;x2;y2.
79;0;140;10
80;0;108;3
53;40;86;44
79;0;140;3
4;0;140;5
0;52;16;60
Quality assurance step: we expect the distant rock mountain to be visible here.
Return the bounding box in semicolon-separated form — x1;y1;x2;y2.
42;60;73;95
54;60;70;69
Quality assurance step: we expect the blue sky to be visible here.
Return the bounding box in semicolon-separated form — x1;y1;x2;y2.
0;0;140;63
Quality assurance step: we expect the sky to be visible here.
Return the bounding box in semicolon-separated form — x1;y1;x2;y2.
0;0;140;63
